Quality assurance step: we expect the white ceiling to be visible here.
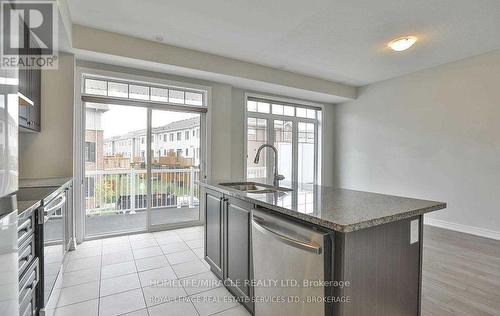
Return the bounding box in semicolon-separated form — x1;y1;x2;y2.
67;0;500;86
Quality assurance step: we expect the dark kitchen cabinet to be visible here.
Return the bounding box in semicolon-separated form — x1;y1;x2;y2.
18;22;41;132
204;189;224;278
224;196;253;312
204;189;254;314
19;64;41;132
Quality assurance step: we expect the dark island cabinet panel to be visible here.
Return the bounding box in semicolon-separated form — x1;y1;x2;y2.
204;189;224;278
336;216;422;316
224;196;253;312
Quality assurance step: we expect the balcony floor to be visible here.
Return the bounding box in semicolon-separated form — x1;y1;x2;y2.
85;208;200;236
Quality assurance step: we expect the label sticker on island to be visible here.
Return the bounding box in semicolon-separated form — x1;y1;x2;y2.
410;219;419;244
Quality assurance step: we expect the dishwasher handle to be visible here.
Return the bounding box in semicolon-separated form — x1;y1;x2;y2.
252;216;322;254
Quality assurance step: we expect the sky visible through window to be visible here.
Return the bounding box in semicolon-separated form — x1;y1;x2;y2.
101;106;199;138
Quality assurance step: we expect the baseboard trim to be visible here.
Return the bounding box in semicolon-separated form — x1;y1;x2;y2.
424;217;500;241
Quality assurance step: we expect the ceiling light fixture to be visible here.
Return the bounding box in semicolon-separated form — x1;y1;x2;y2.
388;36;417;52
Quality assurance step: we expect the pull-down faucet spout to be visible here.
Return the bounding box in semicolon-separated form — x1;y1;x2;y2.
253;144;285;187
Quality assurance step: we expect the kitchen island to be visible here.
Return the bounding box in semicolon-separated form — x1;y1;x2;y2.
198;180;446;316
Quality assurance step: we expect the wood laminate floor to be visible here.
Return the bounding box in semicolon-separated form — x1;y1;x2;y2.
422;225;500;316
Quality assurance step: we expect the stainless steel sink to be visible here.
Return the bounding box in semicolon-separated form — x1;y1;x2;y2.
219;182;293;194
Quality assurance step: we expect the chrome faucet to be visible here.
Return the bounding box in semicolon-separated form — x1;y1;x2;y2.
253;144;285;187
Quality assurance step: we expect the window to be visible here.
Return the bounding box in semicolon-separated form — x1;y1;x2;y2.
274;120;293;181
129;85;150;100
246;97;321;184
82;74;207;238
84;78;206;107
298;122;315;183
85;79;107;96
151;87;168;102
247;118;267;179
185;92;203;105
168;90;184;104
85;142;96;163
192;130;195;137
108;82;128;98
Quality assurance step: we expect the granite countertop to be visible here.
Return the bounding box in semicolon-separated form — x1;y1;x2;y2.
17;199;41;218
19;177;73;188
16;186;60;216
198;180;446;233
16;177;73;216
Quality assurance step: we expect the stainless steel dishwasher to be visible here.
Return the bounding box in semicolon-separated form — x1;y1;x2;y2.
252;209;333;316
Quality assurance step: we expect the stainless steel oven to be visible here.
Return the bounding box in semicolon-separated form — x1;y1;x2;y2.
19;258;40;316
40;189;66;308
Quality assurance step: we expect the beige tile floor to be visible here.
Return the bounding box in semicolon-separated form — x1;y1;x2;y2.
45;226;250;316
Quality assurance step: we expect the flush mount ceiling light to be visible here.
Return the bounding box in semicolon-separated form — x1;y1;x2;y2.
388;36;417;52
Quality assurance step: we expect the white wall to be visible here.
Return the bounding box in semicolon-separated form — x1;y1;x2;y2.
334;49;500;238
19;53;75;179
209;83;233;180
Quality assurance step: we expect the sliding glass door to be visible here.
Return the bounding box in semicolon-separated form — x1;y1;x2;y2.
150;109;201;227
84;103;148;236
82;76;206;238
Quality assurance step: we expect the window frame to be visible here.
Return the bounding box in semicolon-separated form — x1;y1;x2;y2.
83;76;206;108
244;94;321;185
75;66;212;243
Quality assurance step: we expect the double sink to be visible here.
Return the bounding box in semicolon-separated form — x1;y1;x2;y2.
219;181;293;194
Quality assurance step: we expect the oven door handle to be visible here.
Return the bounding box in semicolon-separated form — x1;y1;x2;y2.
44;194;66;216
